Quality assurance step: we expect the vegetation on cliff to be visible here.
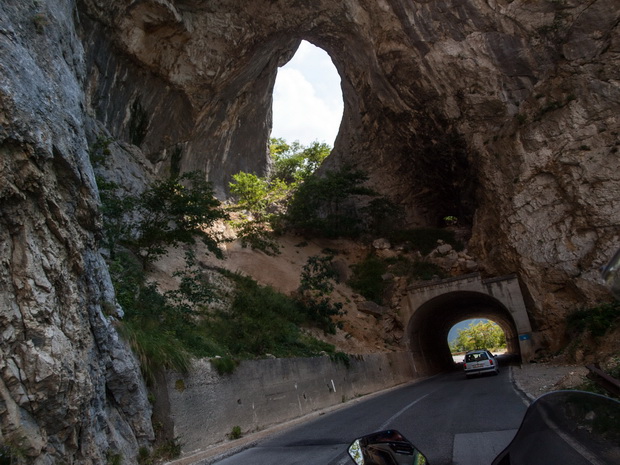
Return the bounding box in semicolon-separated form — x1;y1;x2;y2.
564;300;620;369
92;136;473;383
99;171;227;265
228;138;407;251
348;254;446;305
93;139;356;381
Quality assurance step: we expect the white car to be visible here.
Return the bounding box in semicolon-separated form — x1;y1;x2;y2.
463;349;499;378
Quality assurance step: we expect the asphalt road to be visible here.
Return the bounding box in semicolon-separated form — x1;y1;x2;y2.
206;367;528;465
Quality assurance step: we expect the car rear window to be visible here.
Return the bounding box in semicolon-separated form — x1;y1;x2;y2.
466;352;489;362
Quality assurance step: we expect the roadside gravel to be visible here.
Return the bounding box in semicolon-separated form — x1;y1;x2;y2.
510;363;589;401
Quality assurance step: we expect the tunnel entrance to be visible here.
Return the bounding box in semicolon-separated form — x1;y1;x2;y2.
406;274;533;376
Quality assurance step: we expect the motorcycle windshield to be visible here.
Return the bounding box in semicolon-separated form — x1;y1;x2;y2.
492;390;620;465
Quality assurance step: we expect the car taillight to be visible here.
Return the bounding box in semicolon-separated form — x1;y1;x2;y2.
489;359;494;365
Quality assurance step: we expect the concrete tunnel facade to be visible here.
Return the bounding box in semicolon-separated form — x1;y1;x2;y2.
405;273;534;375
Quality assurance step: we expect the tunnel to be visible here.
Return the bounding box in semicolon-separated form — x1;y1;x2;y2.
407;290;521;376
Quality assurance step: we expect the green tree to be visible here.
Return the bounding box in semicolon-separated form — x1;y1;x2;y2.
297;254;344;334
228;139;332;254
450;320;507;352
299;254;338;295
360;197;405;237
96;165;344;380
228;172;288;255
96;171;229;378
204;271;339;357
229;172;271;214
285;166;377;238
120;172;228;265
98;178;135;259
269;138;331;184
229;171;289;218
348;254;388;304
230;139;405;245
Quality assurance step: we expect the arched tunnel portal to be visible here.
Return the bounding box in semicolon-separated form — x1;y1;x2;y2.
406;274;533;376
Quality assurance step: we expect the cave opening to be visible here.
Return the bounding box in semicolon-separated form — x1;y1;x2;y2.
271;40;343;149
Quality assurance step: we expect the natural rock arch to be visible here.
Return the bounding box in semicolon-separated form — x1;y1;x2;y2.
80;0;619;406
81;0;482;223
80;2;620;328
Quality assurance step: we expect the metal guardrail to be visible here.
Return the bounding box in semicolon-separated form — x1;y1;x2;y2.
586;364;620;397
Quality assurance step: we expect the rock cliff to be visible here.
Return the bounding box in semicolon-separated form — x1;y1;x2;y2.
1;0;619;462
1;1;152;463
79;0;619;340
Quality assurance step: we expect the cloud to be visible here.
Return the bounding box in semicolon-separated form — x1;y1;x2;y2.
271;42;343;147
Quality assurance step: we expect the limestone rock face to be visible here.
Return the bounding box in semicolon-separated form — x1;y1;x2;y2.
0;1;153;463
79;0;619;344
1;0;619;462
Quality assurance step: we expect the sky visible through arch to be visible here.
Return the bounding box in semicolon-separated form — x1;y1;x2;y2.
271;40;343;147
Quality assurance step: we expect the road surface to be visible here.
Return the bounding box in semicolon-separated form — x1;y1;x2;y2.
203;366;528;465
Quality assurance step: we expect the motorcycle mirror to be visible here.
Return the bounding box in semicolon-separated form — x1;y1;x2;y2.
348;430;428;465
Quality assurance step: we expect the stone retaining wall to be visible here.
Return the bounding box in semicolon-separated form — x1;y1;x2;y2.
162;352;420;455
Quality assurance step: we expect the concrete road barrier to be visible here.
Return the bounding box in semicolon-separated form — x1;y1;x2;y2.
160;352;420;455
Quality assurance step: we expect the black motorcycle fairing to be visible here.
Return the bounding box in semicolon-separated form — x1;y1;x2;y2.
492;390;620;465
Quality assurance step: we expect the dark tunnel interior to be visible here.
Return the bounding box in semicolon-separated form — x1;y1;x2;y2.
407;291;520;375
